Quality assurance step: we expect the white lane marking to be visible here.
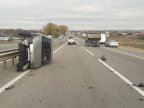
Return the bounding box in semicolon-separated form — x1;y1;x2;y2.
81;46;95;56
53;43;66;54
0;43;66;94
0;70;30;93
104;47;144;60
98;59;144;97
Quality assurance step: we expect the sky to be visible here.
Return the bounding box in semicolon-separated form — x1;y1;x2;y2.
0;0;144;30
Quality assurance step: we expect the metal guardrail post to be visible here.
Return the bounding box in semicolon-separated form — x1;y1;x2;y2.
0;49;19;69
4;60;6;69
12;57;14;66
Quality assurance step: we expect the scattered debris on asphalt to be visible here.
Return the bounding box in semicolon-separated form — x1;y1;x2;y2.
101;55;107;61
81;86;85;87
29;74;34;76
139;98;143;101
104;93;108;96
5;85;14;90
59;66;66;69
133;83;144;88
88;87;93;89
137;83;144;87
39;100;42;103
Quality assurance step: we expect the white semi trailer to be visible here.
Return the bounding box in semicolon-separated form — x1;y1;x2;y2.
100;34;106;45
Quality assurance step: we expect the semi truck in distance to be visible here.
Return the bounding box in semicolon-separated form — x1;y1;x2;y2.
100;34;106;45
85;33;101;47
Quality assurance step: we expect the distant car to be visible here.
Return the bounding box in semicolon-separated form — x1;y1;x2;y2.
58;37;62;40
105;40;119;47
47;35;53;39
68;36;76;45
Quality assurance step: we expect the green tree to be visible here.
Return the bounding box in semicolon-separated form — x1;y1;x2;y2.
43;23;60;37
59;25;68;36
43;22;68;37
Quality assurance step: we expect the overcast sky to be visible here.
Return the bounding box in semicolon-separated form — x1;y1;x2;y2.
0;0;144;30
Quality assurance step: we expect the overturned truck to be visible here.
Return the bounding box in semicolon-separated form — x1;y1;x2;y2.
17;32;52;71
85;34;101;47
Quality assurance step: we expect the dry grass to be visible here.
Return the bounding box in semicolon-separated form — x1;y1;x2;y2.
110;37;144;50
0;40;20;44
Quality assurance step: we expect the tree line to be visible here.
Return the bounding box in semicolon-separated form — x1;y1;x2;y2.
43;22;68;38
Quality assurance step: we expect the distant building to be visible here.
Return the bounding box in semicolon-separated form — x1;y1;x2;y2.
0;36;10;41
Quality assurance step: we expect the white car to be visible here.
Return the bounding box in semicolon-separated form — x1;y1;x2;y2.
68;36;76;45
47;35;53;39
105;40;119;47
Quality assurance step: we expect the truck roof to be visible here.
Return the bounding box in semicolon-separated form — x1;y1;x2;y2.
86;34;101;38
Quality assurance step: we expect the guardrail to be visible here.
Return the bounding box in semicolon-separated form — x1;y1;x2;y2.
0;38;66;69
0;49;19;69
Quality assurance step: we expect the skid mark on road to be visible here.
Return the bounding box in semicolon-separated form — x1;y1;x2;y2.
98;59;144;97
103;47;144;60
0;43;66;94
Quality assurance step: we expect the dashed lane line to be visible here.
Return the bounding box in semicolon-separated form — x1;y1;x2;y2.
98;59;144;97
81;46;95;56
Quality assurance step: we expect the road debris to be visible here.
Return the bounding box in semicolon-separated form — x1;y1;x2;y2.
5;85;14;90
29;74;34;76
88;87;93;89
101;55;107;61
81;86;85;87
63;66;65;68
39;100;42;103
133;83;144;87
139;98;143;101
59;65;65;69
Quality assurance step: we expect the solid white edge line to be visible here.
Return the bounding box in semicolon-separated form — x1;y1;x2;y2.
0;43;66;94
104;47;144;60
98;59;144;97
0;70;30;93
81;46;95;56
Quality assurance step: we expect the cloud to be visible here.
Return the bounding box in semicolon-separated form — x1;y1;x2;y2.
0;0;144;30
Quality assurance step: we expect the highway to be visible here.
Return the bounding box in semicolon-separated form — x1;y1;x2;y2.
0;37;144;108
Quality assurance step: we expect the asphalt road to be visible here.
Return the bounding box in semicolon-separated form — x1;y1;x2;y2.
0;37;144;108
